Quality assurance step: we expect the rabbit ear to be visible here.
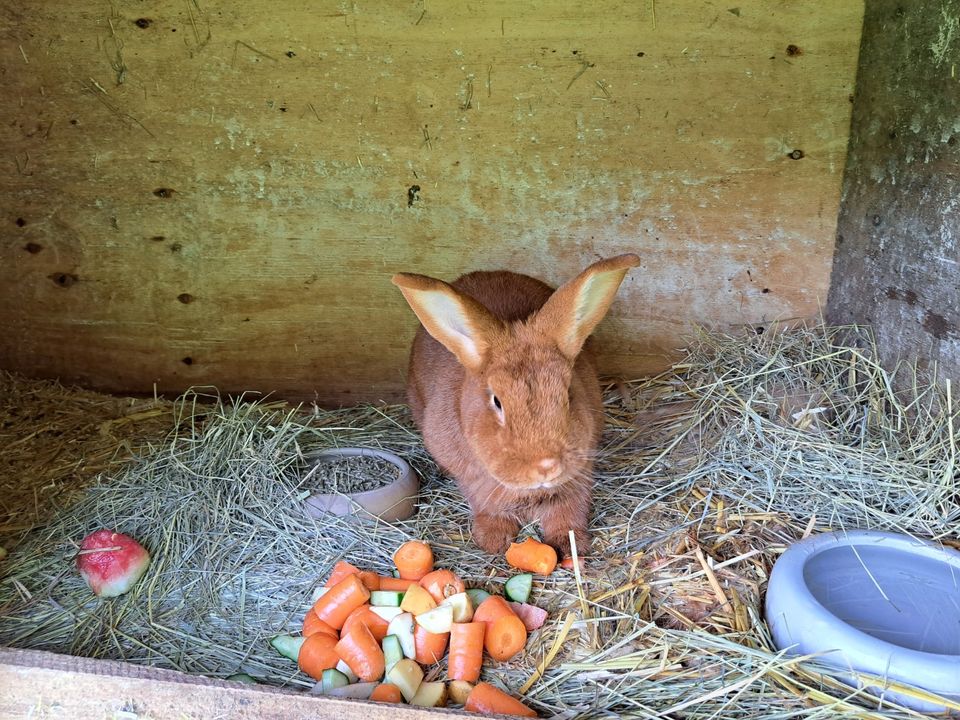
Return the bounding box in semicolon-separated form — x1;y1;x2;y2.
535;254;640;359
392;273;502;372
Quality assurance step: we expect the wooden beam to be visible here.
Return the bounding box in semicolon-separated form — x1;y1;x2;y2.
0;647;471;719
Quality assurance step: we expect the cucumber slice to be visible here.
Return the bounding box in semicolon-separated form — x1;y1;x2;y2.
504;574;533;603
321;668;350;693
465;588;491;607
269;634;305;662
382;634;404;674
370;590;404;607
336;659;359;684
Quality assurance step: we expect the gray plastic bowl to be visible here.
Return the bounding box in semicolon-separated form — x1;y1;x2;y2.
765;530;960;712
302;448;419;523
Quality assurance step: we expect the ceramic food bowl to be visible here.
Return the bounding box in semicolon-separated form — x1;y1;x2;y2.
302;447;419;523
765;530;960;712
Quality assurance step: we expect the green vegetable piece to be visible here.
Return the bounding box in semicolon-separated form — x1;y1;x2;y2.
504;573;533;603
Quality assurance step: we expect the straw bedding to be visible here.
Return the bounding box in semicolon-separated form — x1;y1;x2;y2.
0;324;957;718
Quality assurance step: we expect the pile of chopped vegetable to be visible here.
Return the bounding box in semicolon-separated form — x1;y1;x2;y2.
270;539;558;717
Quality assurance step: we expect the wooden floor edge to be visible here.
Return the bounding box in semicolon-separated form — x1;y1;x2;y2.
0;647;470;719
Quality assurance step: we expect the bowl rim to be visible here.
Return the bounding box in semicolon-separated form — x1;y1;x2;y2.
769;530;960;659
765;529;960;705
300;446;416;502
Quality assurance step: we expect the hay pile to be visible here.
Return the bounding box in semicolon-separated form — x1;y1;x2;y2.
0;324;957;718
0;371;174;532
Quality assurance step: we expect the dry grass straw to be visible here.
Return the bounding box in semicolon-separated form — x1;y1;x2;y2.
1;323;957;718
671;323;959;539
0;371;173;533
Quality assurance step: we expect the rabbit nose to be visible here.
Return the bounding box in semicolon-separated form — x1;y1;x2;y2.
537;457;563;482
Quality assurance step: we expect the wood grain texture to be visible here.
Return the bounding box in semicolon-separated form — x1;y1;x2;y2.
0;647;463;719
828;0;960;381
0;1;863;404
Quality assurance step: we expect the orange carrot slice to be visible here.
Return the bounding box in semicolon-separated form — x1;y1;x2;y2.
312;574;371;630
485;614;527;661
357;570;381;591
341;604;389;643
297;632;340;680
303;610;339;638
472;595;516;628
324;560;361;588
465;682;537;717
448;622;485;682
393;540;434;580
335;622;386;682
413;624;449;665
369;683;403;703
505;538;557;576
560;556;587;571
419;569;465;604
378;576;417;592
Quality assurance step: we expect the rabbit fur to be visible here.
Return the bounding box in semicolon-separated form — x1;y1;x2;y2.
392;254;639;557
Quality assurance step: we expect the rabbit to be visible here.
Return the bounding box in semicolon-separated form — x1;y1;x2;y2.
392;254;640;557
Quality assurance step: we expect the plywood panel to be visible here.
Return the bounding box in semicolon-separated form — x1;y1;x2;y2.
0;1;863;404
0;647;459;719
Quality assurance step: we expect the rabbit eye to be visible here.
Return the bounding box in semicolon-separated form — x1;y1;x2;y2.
489;392;504;422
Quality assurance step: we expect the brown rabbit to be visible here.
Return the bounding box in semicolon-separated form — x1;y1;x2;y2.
392;254;639;557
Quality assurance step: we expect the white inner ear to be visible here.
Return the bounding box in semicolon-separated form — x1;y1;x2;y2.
423;291;483;366
572;273;616;330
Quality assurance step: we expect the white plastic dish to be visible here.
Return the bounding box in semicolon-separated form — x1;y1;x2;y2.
301;448;419;523
765;530;960;712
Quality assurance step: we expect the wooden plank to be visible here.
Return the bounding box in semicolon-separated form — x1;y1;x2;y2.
0;647;469;719
0;1;864;404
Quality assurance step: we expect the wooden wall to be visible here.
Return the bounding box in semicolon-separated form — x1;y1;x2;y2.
1;1;863;405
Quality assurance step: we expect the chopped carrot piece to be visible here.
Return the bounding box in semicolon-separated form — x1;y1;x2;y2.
324;560;360;588
297;632;340;680
485;614;527;661
370;683;403;703
312;574;371;630
341;604;389;643
472;595;516;628
465;682;537;717
560;556;587;571
393;540;434;581
413;624;449;665
448;622;484;682
505;538;557;576
419;569;465;604
357;570;381;591
335;622;385;682
378;576;417;592
303;610;338;638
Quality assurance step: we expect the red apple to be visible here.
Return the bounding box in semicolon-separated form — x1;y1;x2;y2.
77;529;150;597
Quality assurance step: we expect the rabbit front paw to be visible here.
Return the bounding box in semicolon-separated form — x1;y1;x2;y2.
472;514;520;554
